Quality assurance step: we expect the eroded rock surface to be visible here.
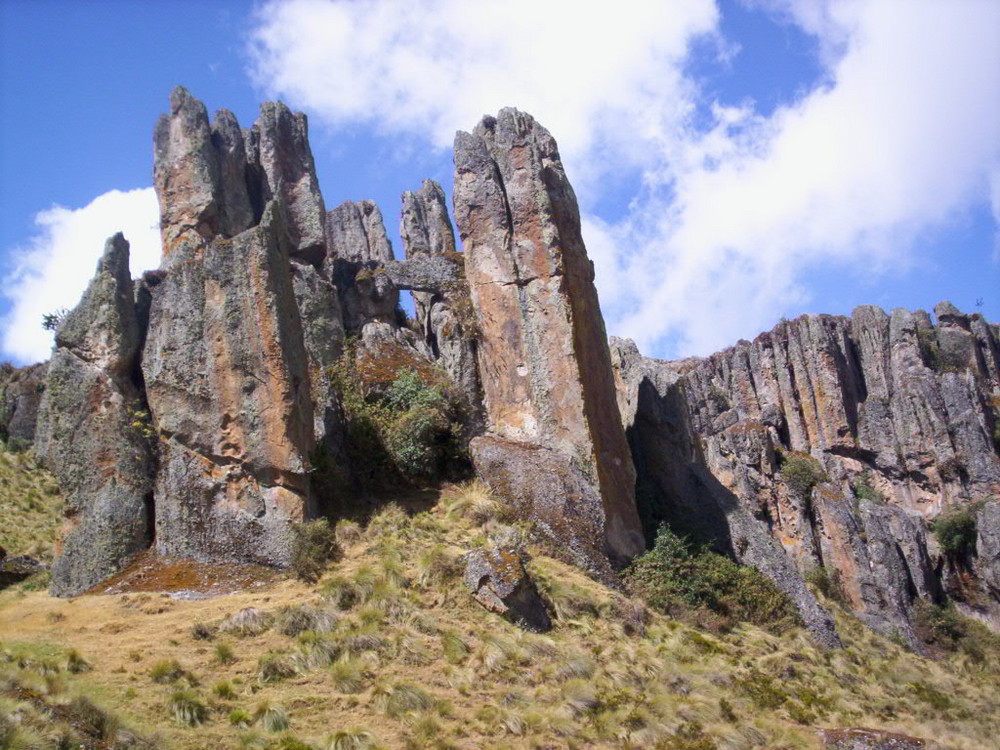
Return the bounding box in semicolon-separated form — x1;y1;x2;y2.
453;109;643;578
36;235;156;596
0;361;47;448
399;179;480;416
613;303;1000;643
464;544;551;632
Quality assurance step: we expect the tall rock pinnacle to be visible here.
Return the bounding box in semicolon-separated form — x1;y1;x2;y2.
453;109;644;577
37;234;155;596
144;89;317;566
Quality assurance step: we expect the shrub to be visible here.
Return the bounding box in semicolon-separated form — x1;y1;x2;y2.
229;709;252;728
212;680;237;700
332;342;468;488
851;474;883;503
735;670;788;709
804;565;848;606
257;653;297;683
932;503;981;557
625;525;801;634
191;621;216;641
913;600;1000;662
779;452;827;499
169;690;208;727
291;519;341;583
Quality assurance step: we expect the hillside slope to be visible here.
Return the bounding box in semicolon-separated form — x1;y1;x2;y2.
2;484;998;750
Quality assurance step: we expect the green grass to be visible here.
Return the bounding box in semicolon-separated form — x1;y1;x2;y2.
0;447;62;559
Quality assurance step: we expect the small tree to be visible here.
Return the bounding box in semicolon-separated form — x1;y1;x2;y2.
41;308;68;332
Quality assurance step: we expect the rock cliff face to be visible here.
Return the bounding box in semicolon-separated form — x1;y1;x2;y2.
453;109;644;578
613;304;1000;643
36;235;155;596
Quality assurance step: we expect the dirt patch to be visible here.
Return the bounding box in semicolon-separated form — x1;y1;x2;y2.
87;550;282;599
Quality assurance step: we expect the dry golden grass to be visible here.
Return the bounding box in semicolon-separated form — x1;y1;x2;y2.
0;448;62;559
0;480;998;748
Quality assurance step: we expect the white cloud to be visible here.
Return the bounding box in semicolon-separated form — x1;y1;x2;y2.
1;188;161;365
249;0;1000;358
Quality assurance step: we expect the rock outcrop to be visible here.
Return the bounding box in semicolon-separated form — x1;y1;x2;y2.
0;361;47;448
145;91;319;566
613;304;1000;643
453;109;644;578
399;179;480;415
464;544;552;632
36;235;156;596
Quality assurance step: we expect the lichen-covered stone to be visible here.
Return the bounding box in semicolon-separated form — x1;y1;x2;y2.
142;198;315;566
819;728;932;750
464;544;551;631
612;300;1000;644
36;234;155;597
398;179;481;418
0;361;47;447
454;109;643;572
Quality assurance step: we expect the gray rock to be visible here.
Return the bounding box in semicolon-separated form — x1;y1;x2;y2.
0;554;45;589
36;234;156;597
142;200;315;566
819;728;932;749
0;361;47;447
464;544;551;631
454;110;644;571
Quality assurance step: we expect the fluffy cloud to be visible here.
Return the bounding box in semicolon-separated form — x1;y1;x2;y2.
1;188;161;364
251;0;999;357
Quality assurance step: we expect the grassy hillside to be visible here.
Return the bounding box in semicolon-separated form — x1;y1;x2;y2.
0;447;62;561
1;482;999;749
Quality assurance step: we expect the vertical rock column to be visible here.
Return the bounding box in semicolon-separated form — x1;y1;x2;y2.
143;88;316;565
453;109;644;577
37;235;155;596
400;179;481;413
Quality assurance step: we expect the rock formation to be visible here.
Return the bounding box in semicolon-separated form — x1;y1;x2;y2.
613;304;1000;644
145;91;319;566
398;179;480;415
463;544;552;632
36;235;155;596
453;109;644;579
0;361;46;448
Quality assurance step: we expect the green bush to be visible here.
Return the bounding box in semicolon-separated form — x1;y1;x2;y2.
779;452;827;499
625;525;801;634
804;565;848;606
291;518;341;583
931;503;981;557
331;341;467;488
913;600;1000;662
851;474;882;503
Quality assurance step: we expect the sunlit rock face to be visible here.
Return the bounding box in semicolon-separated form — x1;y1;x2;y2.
613;302;1000;645
453;108;644;581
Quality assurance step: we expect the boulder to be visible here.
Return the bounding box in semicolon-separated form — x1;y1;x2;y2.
819;728;932;749
464;544;551;632
453;109;643;575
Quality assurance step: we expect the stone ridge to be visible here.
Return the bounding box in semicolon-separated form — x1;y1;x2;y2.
613;302;1000;645
454;108;644;576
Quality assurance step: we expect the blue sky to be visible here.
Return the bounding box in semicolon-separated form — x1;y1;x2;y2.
1;0;998;365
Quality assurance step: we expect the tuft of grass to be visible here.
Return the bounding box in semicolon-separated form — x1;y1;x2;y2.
276;603;337;637
440;480;510;525
253;700;290;732
323;728;380;750
214;642;237;666
169;689;208;727
149;658;186;684
257;652;297;683
212;680;237;700
375;682;436;718
329;656;368;694
440;631;469;665
219;607;273;637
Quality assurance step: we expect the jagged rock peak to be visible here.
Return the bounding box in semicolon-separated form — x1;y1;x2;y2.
154;87;325;264
454;108;643;578
325;199;394;265
400;179;456;259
